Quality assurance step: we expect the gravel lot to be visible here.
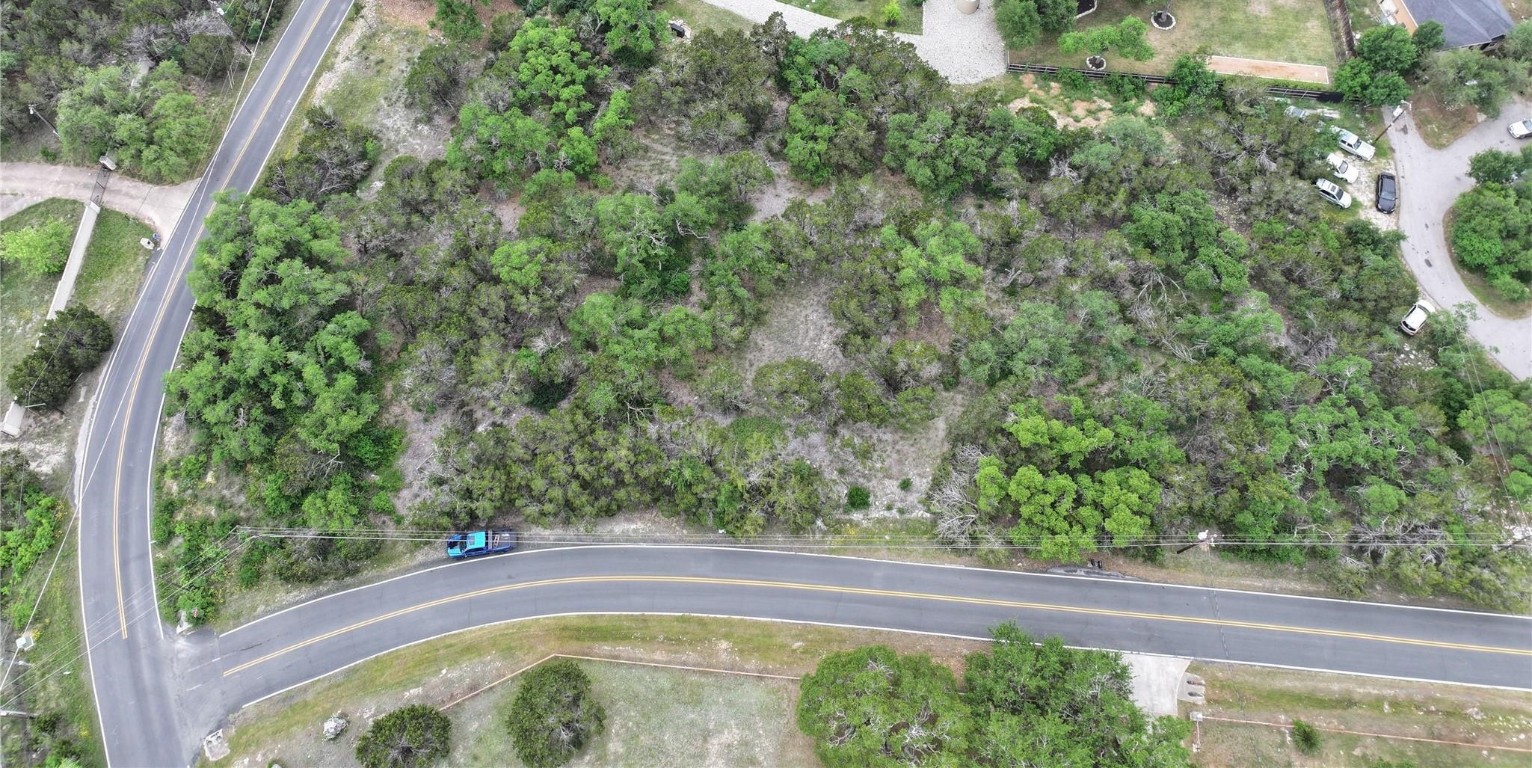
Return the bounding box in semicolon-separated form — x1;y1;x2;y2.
698;0;1007;84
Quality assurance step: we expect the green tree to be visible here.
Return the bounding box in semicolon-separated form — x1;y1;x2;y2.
797;645;971;767
354;705;452;768
1428;48;1529;117
594;0;665;63
995;0;1042;49
1412;20;1445;56
964;624;1191;766
432;0;483;44
506;660;606;768
0;219;73;275
7;306;113;411
1356;24;1417;74
405;43;481;115
179;34;235;80
1503;20;1532;62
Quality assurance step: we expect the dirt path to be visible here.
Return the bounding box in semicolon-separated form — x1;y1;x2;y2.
0;162;197;237
1207;55;1330;84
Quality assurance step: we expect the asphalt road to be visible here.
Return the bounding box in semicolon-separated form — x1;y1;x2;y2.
1390;98;1532;379
56;3;1532;764
218;547;1532;707
71;0;354;764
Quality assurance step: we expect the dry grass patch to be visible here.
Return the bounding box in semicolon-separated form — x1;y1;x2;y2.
212;615;988;767
1191;662;1532;767
1411;84;1485;149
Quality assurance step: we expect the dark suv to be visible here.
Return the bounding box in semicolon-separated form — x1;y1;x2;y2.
1375;172;1398;214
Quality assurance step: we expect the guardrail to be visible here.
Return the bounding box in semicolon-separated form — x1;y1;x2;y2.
1004;62;1345;103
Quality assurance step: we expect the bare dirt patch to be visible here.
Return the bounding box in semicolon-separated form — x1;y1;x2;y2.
740;279;850;381
1207;54;1330;85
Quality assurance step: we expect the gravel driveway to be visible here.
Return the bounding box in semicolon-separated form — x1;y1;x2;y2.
1389;98;1532;380
696;0;1007;84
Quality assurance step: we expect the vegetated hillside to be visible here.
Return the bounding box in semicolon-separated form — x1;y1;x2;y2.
155;6;1529;624
0;0;269;179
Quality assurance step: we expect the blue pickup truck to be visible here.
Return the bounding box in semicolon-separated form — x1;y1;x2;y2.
446;529;518;559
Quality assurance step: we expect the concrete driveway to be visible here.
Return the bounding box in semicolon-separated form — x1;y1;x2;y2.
1388;99;1532;380
0;162;198;238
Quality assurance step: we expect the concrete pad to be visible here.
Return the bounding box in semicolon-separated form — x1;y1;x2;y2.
1122;652;1191;717
48;201;100;319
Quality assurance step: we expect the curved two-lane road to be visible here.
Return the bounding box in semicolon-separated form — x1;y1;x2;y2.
72;0;354;763
215;547;1532;709
62;5;1532;765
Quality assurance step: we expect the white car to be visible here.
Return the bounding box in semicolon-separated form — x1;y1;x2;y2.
1399;301;1433;336
1315;178;1352;208
1510;119;1532;139
1328;125;1377;160
1325;152;1360;184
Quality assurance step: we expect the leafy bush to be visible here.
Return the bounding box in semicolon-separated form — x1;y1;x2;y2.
6;305;114;411
355;705;452;768
0;220;72;275
507;660;606;767
846;485;871;510
1291;719;1322;754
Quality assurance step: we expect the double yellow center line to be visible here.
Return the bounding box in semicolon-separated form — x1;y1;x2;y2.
108;1;336;639
222;575;1532;676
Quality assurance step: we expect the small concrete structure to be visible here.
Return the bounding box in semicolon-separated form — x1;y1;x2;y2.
953;0;979;15
1122;653;1192;717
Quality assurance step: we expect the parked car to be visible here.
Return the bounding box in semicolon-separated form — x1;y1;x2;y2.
1375;172;1398;213
1510;119;1532;139
1315;178;1352;208
1285;105;1315;120
1328;125;1377;160
1399;301;1432;336
1326;152;1360;184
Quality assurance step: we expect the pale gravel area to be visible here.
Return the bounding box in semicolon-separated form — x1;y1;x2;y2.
696;0;1006;84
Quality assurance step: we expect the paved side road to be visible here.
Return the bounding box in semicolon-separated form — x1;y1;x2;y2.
1390;99;1532;379
0;162;198;238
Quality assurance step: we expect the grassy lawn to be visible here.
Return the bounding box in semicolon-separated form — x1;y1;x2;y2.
0;201;153;405
0;530;107;768
211;615;984;767
212;614;1532;768
774;0;923;34
1190;662;1532;767
0;199;83;405
1009;0;1336;75
451;660;813;767
1444;206;1532;319
657;0;757;33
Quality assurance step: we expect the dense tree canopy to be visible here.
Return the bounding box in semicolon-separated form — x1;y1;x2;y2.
156;10;1532;625
797;627;1191;767
1450;148;1532;301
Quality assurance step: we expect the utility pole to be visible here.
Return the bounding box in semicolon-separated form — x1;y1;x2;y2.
1372;101;1411;144
25;104;58;137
